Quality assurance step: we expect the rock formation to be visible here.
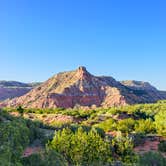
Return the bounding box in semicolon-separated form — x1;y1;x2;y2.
1;67;166;108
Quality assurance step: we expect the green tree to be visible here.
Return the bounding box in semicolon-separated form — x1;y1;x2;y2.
117;118;135;133
134;119;155;134
0;120;30;165
93;119;116;132
111;134;137;164
47;127;112;165
155;110;166;136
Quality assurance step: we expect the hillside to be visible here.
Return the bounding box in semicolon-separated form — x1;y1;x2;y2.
120;80;157;91
1;67;166;109
0;81;40;101
121;80;166;102
1;101;166;165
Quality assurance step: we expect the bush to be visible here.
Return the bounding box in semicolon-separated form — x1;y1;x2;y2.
155;110;166;136
133;133;146;147
0;120;30;165
158;140;166;152
21;150;68;166
117;118;135;133
137;152;166;166
0;111;44;165
47;127;112;165
93;119;116;132
111;134;137;164
134;119;155;134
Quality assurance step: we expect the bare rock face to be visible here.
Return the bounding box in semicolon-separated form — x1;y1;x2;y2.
1;67;166;109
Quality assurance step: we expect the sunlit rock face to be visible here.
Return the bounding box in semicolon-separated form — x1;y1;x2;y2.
1;67;166;109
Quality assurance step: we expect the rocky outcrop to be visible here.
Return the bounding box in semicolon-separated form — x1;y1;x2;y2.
1;67;166;109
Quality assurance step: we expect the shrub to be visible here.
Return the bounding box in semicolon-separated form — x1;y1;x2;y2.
155;110;166;136
117;118;135;133
134;119;155;134
158;140;166;152
21;150;68;166
47;127;112;165
0;120;30;165
93;119;116;132
133;133;146;147
136;152;166;166
111;134;137;164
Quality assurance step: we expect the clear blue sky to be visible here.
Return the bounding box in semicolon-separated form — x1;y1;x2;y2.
0;0;166;90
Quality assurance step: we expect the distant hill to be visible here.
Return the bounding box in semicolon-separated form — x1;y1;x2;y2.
1;66;166;109
120;80;157;91
120;80;166;103
0;81;41;101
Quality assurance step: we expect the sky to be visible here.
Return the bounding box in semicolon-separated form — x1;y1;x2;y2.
0;0;166;90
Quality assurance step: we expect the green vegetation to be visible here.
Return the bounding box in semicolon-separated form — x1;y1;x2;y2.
1;100;166;165
158;140;166;152
137;152;166;166
21;150;68;166
155;109;166;136
47;127;111;165
111;134;137;164
0;111;42;165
